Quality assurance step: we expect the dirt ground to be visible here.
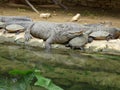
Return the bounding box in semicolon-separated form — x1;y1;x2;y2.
0;3;120;27
0;3;120;52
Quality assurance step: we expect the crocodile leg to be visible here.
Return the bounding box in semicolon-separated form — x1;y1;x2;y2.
24;23;34;41
45;35;54;52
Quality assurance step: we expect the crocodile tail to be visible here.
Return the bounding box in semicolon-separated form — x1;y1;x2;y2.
24;22;34;41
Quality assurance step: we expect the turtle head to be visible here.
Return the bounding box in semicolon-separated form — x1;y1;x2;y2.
0;22;6;29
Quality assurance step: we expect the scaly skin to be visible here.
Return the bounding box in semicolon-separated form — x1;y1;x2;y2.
0;16;32;22
25;21;90;51
0;16;33;29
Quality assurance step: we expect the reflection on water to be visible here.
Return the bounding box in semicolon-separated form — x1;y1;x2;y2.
0;43;120;90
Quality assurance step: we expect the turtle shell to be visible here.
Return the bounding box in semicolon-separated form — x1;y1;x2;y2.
6;24;25;32
69;34;88;48
89;30;110;40
0;22;6;28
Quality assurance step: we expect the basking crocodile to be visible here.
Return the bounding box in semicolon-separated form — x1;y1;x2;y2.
0;16;32;22
0;16;33;29
24;21;90;51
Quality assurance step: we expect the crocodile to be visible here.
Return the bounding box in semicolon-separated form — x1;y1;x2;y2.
0;16;32;22
0;16;33;29
24;21;91;51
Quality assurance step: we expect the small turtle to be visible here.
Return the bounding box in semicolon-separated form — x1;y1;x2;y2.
66;30;92;50
0;22;6;29
4;24;25;34
88;30;113;42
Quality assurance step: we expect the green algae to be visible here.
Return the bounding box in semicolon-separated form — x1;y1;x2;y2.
0;44;120;90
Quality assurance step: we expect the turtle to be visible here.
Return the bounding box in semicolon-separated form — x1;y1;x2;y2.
0;22;6;29
66;30;92;50
3;24;25;34
88;30;113;42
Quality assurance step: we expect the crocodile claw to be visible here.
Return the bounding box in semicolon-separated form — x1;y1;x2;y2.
25;32;32;41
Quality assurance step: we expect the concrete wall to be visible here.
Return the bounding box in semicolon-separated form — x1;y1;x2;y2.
2;0;120;9
76;0;120;9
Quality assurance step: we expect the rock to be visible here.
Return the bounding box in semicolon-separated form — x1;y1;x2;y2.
40;13;51;19
0;30;120;52
71;13;81;22
85;39;120;51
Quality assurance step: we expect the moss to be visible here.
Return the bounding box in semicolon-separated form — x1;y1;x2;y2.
0;44;120;90
40;67;120;89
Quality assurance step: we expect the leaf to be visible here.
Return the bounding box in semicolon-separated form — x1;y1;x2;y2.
9;69;33;76
34;73;51;88
48;83;64;90
34;71;63;90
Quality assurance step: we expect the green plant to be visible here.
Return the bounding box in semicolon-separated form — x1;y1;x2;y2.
8;69;64;90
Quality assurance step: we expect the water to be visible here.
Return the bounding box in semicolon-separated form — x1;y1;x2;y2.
0;43;120;90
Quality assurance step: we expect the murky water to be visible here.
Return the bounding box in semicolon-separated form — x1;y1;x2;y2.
0;43;120;90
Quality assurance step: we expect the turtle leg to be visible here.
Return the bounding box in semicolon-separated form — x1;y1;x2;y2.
88;36;94;43
15;31;21;35
80;46;85;51
65;43;70;47
70;46;75;50
1;28;7;34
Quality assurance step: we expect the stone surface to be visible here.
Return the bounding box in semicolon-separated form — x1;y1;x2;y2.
2;0;120;9
0;30;120;90
85;39;120;51
0;31;120;52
